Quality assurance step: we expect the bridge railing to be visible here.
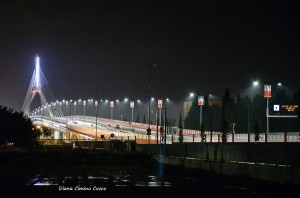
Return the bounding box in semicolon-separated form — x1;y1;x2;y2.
31;115;300;144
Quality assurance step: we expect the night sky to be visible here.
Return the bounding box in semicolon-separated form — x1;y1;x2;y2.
1;0;300;116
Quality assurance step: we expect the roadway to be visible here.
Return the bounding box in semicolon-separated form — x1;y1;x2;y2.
31;115;300;144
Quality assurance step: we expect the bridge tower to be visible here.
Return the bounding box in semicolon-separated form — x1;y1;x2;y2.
22;54;63;117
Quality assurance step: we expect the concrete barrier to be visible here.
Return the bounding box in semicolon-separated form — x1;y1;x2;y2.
137;143;300;167
138;143;300;185
152;155;300;185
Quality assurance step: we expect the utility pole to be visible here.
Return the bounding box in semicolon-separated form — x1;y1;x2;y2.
164;107;167;144
95;89;101;141
156;108;159;144
147;63;157;144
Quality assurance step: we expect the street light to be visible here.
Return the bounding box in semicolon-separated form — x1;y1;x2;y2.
95;100;98;140
96;89;102;141
251;80;282;135
147;63;157;144
209;97;213;143
253;81;259;87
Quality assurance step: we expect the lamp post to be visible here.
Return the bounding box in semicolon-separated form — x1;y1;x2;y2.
147;63;157;144
264;84;272;134
158;99;163;144
158;99;163;125
92;90;101;141
247;103;250;142
95;100;98;140
156;108;159;144
209;98;213;143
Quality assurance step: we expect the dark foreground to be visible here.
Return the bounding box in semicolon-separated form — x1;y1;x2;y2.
0;149;299;198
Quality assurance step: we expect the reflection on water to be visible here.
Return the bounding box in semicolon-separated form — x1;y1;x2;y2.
27;174;59;186
26;170;171;188
24;168;260;198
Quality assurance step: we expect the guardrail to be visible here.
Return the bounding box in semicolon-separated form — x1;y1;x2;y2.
31;116;300;144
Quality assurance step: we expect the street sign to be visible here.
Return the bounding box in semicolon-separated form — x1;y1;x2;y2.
130;101;134;108
158;100;163;109
110;101;114;108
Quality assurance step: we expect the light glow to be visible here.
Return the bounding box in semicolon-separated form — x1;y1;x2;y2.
35;54;40;88
253;81;259;86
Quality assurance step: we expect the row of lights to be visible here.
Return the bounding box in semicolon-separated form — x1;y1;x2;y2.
32;97;171;114
32;80;285;115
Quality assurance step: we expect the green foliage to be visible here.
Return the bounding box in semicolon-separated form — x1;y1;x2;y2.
0;105;37;147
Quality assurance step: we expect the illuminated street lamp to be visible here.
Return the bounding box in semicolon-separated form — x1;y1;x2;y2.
95;100;98;140
253;80;259;87
252;80;280;135
189;92;195;98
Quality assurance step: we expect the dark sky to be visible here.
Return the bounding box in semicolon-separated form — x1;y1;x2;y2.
1;0;300;115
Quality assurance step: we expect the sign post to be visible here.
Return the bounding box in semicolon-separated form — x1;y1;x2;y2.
264;85;271;135
198;96;205;130
95;100;98;140
158;100;163;144
83;100;86;120
110;101;114;122
130;101;134;123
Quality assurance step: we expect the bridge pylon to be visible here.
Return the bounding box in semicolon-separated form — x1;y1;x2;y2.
22;54;64;118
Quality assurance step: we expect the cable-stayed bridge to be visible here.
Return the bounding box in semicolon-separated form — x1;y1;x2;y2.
23;55;300;144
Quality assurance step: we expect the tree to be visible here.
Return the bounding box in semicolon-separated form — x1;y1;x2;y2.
136;114;140;123
254;120;260;142
41;126;54;138
0;106;37;147
160;126;164;143
184;95;199;130
221;119;229;143
178;112;183;143
200;124;206;143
